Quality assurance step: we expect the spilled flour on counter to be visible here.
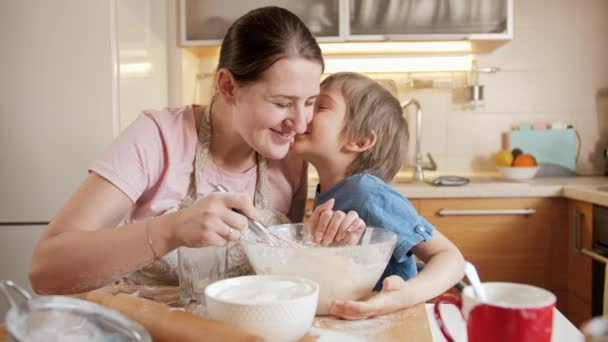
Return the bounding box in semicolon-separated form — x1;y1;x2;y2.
187;302;208;317
313;305;424;338
315;312;395;332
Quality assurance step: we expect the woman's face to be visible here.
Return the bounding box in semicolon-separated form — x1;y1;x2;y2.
232;57;322;160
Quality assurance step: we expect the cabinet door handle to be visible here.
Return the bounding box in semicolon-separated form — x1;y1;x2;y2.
571;208;607;262
437;209;536;216
572;208;583;255
580;248;608;265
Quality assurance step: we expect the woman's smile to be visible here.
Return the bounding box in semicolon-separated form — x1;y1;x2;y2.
270;128;295;143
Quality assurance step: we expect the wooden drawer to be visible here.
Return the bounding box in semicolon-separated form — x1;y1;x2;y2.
417;198;567;290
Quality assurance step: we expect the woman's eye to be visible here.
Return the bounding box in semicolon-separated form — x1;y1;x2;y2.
305;101;315;107
273;102;291;108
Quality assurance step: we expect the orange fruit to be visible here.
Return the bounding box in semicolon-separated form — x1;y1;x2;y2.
513;154;536;167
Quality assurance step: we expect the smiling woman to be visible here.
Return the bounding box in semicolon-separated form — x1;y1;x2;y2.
28;6;364;295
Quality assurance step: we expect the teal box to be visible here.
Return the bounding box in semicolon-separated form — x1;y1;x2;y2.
509;128;576;174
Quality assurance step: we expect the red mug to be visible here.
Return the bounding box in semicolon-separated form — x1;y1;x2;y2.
434;282;556;342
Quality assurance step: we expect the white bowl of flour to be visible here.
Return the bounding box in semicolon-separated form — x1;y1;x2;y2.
205;275;319;341
242;224;397;315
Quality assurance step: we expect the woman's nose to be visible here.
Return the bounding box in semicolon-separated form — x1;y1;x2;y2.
286;106;308;134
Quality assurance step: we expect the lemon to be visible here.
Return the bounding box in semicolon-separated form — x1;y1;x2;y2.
495;149;514;167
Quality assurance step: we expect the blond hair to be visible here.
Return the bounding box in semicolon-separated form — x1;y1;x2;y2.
321;72;408;182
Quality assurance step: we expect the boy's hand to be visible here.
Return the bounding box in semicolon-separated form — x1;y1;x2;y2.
329;276;411;320
306;198;366;246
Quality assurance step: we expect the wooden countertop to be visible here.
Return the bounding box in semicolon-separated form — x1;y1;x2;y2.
0;285;432;341
307;176;608;206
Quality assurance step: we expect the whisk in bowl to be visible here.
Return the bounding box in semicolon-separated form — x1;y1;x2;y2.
208;182;302;248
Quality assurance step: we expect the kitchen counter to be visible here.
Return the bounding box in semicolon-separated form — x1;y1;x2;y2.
0;285;432;341
307;176;608;207
0;290;583;342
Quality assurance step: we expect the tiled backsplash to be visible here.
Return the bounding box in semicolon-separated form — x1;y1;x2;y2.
193;0;608;175
399;0;608;175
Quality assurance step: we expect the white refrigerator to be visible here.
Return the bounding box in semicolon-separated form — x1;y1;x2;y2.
0;0;169;318
0;0;118;318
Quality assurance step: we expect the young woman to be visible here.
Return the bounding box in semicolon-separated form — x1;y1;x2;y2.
29;7;364;294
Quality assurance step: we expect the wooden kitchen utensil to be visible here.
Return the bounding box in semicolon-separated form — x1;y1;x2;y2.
75;289;262;342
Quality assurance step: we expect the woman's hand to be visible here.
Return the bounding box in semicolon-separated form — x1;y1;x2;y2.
172;192;260;248
306;199;366;246
329;276;412;320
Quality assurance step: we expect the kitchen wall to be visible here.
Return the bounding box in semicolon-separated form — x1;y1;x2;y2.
180;0;608;175
443;0;608;174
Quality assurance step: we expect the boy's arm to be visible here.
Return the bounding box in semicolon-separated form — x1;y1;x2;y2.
330;230;465;320
405;230;465;304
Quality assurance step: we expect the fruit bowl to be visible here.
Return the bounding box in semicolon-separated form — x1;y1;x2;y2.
241;223;397;315
497;166;539;181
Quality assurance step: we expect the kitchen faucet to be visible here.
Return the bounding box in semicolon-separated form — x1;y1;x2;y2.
401;99;437;182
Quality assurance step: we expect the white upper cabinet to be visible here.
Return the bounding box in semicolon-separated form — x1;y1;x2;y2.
181;0;512;46
348;0;512;40
181;0;343;46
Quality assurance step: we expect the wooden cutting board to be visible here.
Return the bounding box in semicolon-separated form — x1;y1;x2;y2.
75;288;262;341
92;285;433;341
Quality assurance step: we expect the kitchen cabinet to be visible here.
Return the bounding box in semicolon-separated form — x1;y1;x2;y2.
180;0;342;46
348;0;512;41
180;0;512;46
416;198;568;307
567;200;593;328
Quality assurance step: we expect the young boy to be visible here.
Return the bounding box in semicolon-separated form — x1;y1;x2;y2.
292;72;465;320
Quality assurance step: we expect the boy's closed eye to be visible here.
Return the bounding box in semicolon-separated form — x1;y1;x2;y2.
314;97;335;112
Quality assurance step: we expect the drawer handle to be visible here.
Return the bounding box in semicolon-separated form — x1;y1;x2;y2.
572;208;582;255
571;209;606;263
580;248;608;265
437;209;536;216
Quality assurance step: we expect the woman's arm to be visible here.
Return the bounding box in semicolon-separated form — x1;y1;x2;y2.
29;173;257;294
29;173;169;294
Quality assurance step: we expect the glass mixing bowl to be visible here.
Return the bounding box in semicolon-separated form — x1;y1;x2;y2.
241;223;397;315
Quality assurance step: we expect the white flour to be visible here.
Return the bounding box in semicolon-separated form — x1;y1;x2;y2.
214;278;315;304
17;311;105;342
245;244;390;315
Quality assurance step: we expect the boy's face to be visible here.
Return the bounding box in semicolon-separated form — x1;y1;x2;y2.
291;82;347;162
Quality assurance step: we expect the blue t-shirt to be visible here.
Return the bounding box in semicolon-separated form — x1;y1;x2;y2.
314;173;435;290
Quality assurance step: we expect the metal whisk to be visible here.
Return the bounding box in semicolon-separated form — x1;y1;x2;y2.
208;182;301;248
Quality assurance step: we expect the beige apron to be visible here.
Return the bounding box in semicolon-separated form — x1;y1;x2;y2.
120;104;290;286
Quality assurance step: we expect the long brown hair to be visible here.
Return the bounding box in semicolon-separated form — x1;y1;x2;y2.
217;6;324;84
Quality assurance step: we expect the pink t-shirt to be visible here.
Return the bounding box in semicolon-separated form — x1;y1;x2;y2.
90;105;308;223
